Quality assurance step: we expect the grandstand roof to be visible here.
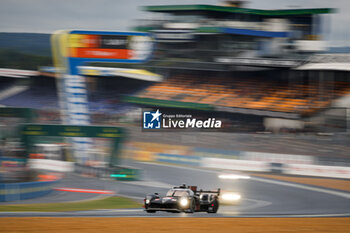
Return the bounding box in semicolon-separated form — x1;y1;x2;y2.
39;66;163;82
198;27;288;37
78;66;163;82
143;5;335;16
0;68;38;78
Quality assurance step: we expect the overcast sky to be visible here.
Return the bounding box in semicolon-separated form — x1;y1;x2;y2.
0;0;349;47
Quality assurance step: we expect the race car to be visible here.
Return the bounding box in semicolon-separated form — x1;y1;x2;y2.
144;184;220;213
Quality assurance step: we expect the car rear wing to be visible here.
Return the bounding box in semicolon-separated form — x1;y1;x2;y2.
173;184;220;196
196;188;221;196
188;185;220;196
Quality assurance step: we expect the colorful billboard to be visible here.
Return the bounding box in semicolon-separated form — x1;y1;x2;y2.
51;30;153;164
67;32;153;61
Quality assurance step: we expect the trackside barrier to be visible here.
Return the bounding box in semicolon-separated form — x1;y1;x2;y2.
75;164;111;178
155;153;202;167
193;147;242;159
0;180;60;202
127;142;350;179
130;141;315;165
242;151;314;165
285;164;350;179
28;159;74;172
201;157;270;172
74;164;141;181
201;158;350;179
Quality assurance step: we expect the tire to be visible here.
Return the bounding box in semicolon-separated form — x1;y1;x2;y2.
207;200;219;214
186;200;196;213
146;210;156;213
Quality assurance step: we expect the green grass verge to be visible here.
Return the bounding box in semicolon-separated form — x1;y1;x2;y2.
0;197;142;212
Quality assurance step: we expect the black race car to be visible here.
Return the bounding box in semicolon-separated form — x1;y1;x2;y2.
144;184;220;213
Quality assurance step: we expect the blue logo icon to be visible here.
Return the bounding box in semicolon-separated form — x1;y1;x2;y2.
143;109;162;129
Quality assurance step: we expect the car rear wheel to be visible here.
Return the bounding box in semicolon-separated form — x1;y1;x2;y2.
207;200;219;213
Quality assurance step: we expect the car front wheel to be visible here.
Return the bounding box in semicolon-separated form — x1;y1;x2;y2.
186;200;196;213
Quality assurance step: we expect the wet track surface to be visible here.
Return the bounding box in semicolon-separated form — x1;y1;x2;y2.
1;161;350;217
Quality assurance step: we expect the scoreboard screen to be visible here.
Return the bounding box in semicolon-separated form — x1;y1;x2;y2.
68;32;153;61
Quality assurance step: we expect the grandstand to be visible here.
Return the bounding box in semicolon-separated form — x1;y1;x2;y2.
132;71;350;116
135;1;333;62
0;75;57;109
0;66;160;112
0;2;349;171
0;1;349;133
121;1;349;132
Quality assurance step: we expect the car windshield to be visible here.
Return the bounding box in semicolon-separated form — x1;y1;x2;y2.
166;190;189;197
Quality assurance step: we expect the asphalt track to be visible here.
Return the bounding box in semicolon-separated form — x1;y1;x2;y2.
1;161;350;217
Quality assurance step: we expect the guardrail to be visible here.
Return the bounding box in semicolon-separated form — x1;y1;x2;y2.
155;153;201;167
202;157;270;172
139;151;350;179
129;142;350;179
74;164;110;178
284;164;350;179
28;159;74;172
203;159;350;179
75;164;141;181
0;179;60;202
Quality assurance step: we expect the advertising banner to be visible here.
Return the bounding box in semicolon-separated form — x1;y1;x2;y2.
66;31;153;62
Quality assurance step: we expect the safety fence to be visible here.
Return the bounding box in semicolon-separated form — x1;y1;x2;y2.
75;164;141;181
128;145;350;179
0;179;60;202
28;159;74;172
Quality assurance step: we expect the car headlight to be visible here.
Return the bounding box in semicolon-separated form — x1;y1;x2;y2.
145;199;150;204
221;193;241;201
180;198;188;207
